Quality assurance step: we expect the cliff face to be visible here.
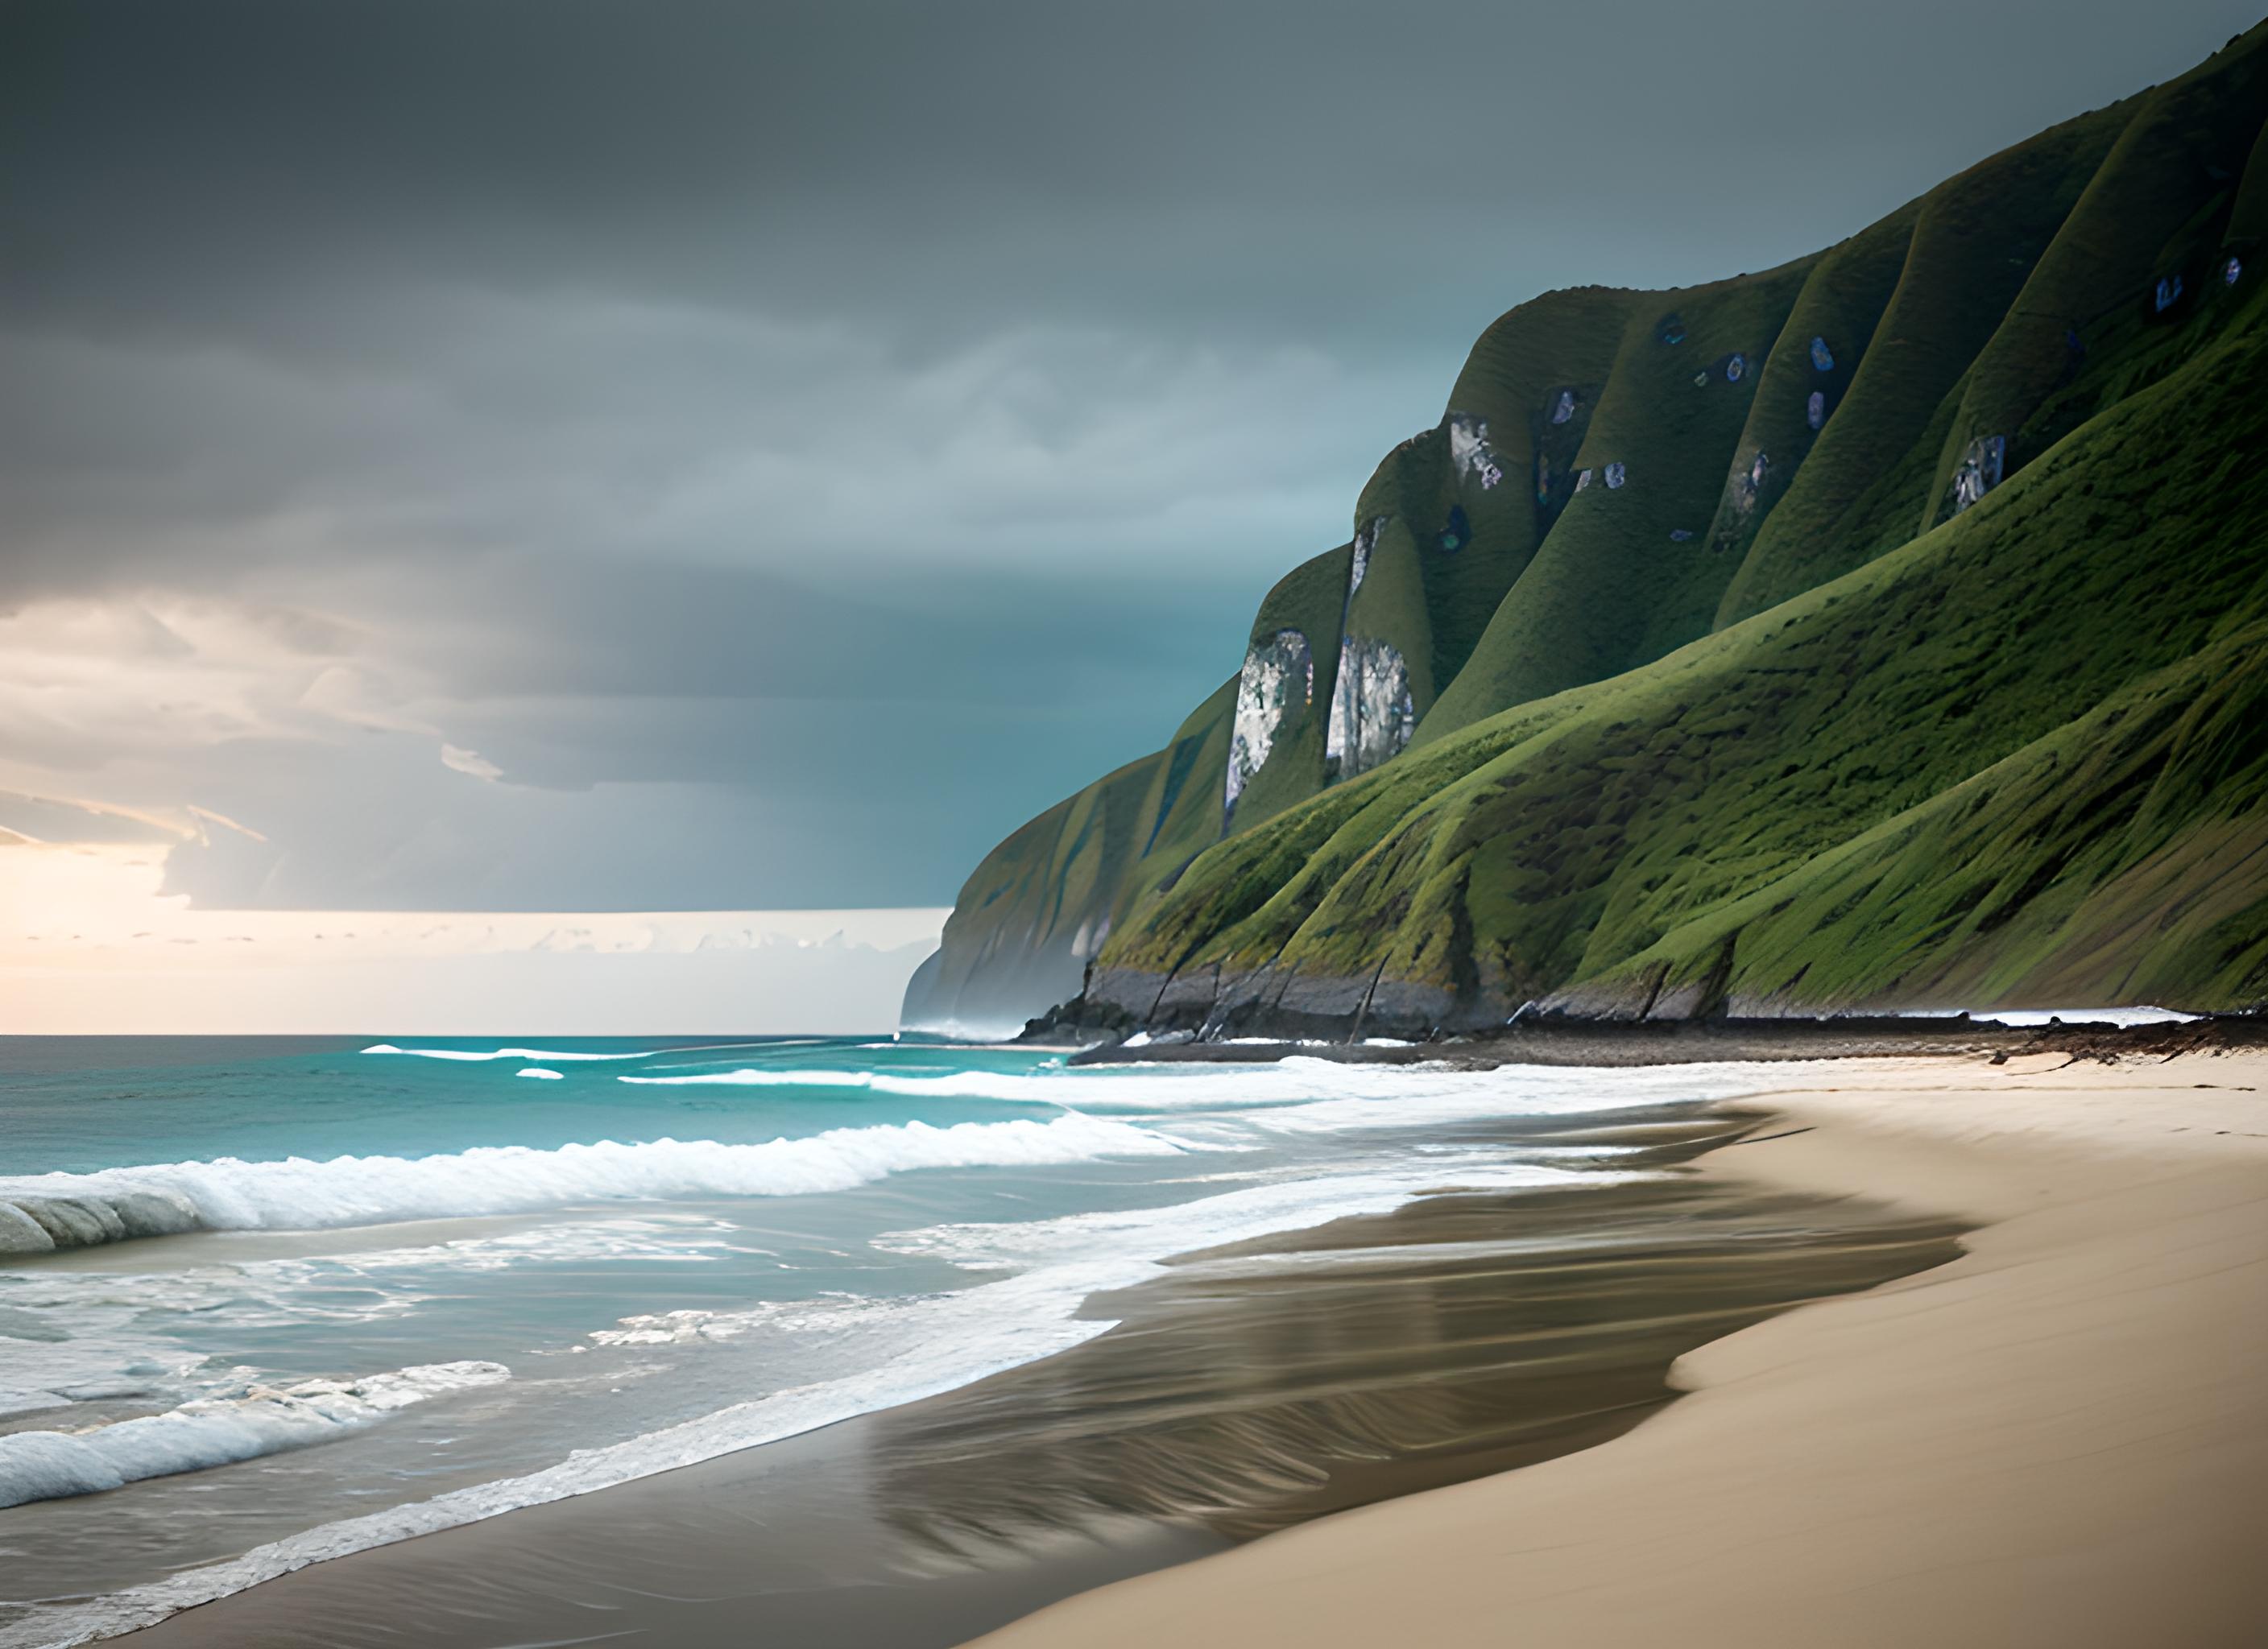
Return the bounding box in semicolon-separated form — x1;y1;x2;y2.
906;25;2268;1039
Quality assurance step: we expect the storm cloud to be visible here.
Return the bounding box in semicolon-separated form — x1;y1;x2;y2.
3;0;2258;908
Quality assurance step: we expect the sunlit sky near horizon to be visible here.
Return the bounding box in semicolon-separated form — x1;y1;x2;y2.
4;0;2262;1026
0;837;944;1032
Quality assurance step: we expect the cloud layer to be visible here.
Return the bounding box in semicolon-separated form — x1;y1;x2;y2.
4;0;2257;907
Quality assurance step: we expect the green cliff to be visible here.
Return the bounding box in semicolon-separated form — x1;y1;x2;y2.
904;25;2268;1037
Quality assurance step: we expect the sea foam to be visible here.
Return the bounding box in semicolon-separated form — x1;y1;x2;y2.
0;1362;509;1511
0;1114;1191;1253
361;1044;649;1062
0;1159;1618;1647
615;1056;1488;1106
619;1054;1811;1122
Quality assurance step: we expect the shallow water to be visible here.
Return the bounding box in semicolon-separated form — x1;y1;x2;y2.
0;1035;1913;1646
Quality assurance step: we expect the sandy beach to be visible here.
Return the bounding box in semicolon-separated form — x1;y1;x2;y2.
974;1050;2268;1649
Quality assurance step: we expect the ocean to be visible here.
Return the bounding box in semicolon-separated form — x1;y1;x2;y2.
0;1035;1914;1646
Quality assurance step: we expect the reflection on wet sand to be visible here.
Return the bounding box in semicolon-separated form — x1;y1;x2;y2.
875;1110;1964;1548
122;1106;1964;1649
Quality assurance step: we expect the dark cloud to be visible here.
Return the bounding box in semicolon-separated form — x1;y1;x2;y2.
10;0;2257;349
2;0;2258;907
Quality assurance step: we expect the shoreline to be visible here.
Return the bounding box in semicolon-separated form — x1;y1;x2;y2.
1055;1009;2263;1068
51;1048;2267;1648
971;1049;2268;1649
78;1083;1958;1649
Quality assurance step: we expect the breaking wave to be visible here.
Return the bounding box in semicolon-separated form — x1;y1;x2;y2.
361;1044;651;1062
0;1114;1193;1255
0;1159;1614;1646
617;1057;1485;1106
0;1362;510;1511
619;1054;1802;1120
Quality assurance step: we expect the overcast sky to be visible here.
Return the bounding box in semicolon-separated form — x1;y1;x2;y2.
4;0;2259;911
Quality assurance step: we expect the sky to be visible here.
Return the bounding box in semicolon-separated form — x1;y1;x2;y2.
0;838;944;1032
4;0;2262;932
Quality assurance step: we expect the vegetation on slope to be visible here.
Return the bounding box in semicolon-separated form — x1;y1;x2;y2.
907;23;2268;1033
1091;293;2268;1025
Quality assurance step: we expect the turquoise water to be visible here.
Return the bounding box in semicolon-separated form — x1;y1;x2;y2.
0;1035;1061;1171
0;1035;1805;1645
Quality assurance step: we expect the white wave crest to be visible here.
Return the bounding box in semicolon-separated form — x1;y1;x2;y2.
0;1157;1629;1647
361;1044;650;1062
623;1066;883;1087
619;1054;1818;1123
516;1068;565;1081
0;1115;1191;1240
618;1058;1442;1104
0;1362;509;1511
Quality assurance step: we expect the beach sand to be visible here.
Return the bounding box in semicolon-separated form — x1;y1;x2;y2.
971;1051;2268;1649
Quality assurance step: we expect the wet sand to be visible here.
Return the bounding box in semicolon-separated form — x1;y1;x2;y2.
975;1052;2268;1649
101;1101;1963;1648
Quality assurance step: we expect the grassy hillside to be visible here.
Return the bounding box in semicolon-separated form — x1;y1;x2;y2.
1711;105;2125;623
906;23;2268;1035
901;679;1235;1034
